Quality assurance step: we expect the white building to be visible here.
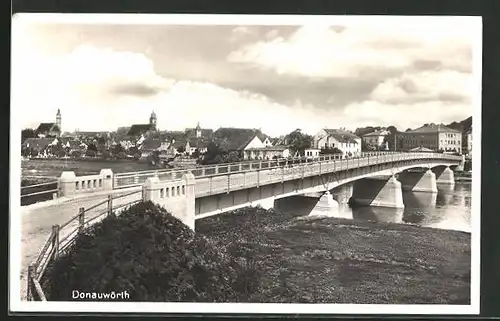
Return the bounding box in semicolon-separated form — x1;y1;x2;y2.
362;130;389;150
305;148;321;158
313;128;361;157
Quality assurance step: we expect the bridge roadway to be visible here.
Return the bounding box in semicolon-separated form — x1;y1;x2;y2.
20;151;462;299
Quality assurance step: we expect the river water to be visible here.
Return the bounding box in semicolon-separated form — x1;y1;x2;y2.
275;181;472;233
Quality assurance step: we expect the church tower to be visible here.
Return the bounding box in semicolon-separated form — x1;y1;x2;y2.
56;108;62;131
150;110;157;131
196;122;202;138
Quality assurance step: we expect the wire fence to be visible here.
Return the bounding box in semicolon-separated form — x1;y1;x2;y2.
26;189;143;301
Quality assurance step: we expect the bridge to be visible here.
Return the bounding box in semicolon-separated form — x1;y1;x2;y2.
22;151;463;300
55;151;462;229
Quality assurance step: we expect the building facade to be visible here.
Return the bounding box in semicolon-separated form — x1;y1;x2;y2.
398;124;462;153
313;129;361;157
362;130;389;150
463;128;472;156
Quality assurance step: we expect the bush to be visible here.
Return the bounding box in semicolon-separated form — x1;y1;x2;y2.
42;201;262;302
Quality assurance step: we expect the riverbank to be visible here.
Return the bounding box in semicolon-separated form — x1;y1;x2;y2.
196;208;471;304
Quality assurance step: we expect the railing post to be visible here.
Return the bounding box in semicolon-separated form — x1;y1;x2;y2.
52;224;60;259
107;194;113;216
78;207;85;234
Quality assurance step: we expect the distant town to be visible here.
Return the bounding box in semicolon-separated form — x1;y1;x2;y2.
21;109;473;168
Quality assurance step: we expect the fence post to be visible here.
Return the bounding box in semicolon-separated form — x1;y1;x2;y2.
108;194;113;216
78;207;85;234
27;265;35;301
52;224;60;259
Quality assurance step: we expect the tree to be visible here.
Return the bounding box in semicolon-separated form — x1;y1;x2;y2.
192;149;200;159
286;129;312;156
21;128;36;143
112;143;125;156
177;146;186;153
225;151;241;163
319;147;342;155
384;126;399;151
201;142;227;165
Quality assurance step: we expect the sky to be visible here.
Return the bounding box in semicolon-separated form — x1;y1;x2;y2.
11;15;479;137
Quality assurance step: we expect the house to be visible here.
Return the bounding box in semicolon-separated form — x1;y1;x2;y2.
171;138;191;155
305;148;321;158
313;128;361;157
254;130;273;147
35;109;62;138
188;138;209;155
139;138;162;159
22;138;58;156
397;123;462;153
362;130;390;150
118;140;135;151
75;131;111;141
212;127;265;156
243;146;290;160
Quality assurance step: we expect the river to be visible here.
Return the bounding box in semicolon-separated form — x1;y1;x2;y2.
21;159;155;178
275;181;472;233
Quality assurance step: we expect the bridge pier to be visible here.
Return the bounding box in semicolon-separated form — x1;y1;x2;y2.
398;169;438;193
308;191;340;217
350;175;404;208
432;166;455;185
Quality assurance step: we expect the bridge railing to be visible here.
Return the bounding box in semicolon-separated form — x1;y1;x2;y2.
21;180;59;202
195;153;460;197
26;189;143;301
192;152;462;197
112;152;462;189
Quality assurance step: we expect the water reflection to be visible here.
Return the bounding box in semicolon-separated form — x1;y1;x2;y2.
277;182;471;232
351;206;404;223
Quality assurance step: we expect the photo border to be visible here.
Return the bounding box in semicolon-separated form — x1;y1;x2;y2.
9;11;483;316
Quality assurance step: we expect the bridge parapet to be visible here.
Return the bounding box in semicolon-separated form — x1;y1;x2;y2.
142;172;196;230
59;169;114;197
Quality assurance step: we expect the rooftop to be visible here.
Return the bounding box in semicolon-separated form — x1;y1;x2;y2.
405;123;461;134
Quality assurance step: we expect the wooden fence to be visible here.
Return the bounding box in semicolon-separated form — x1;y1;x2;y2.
26;189;143;301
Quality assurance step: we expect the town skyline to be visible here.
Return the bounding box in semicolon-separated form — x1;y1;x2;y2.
13;15;477;137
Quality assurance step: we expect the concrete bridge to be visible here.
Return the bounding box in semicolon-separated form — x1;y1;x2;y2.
52;152;461;230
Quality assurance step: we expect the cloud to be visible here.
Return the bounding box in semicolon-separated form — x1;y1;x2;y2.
342;100;471;131
369;70;473;105
12;22;475;137
227;24;473;79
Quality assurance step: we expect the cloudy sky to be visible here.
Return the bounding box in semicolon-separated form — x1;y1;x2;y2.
12;15;479;137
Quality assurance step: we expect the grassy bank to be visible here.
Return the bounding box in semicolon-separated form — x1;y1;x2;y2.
196;208;471;304
42;202;470;304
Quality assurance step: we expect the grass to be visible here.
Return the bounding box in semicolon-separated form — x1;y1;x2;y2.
196;208;471;304
41;200;471;304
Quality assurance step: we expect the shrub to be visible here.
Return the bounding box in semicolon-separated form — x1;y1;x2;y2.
42;201;262;302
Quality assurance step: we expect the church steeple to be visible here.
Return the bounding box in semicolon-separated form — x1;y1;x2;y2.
149;110;157;131
56;108;62;132
196;122;201;138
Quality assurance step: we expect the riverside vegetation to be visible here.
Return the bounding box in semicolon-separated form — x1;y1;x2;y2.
43;201;471;303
